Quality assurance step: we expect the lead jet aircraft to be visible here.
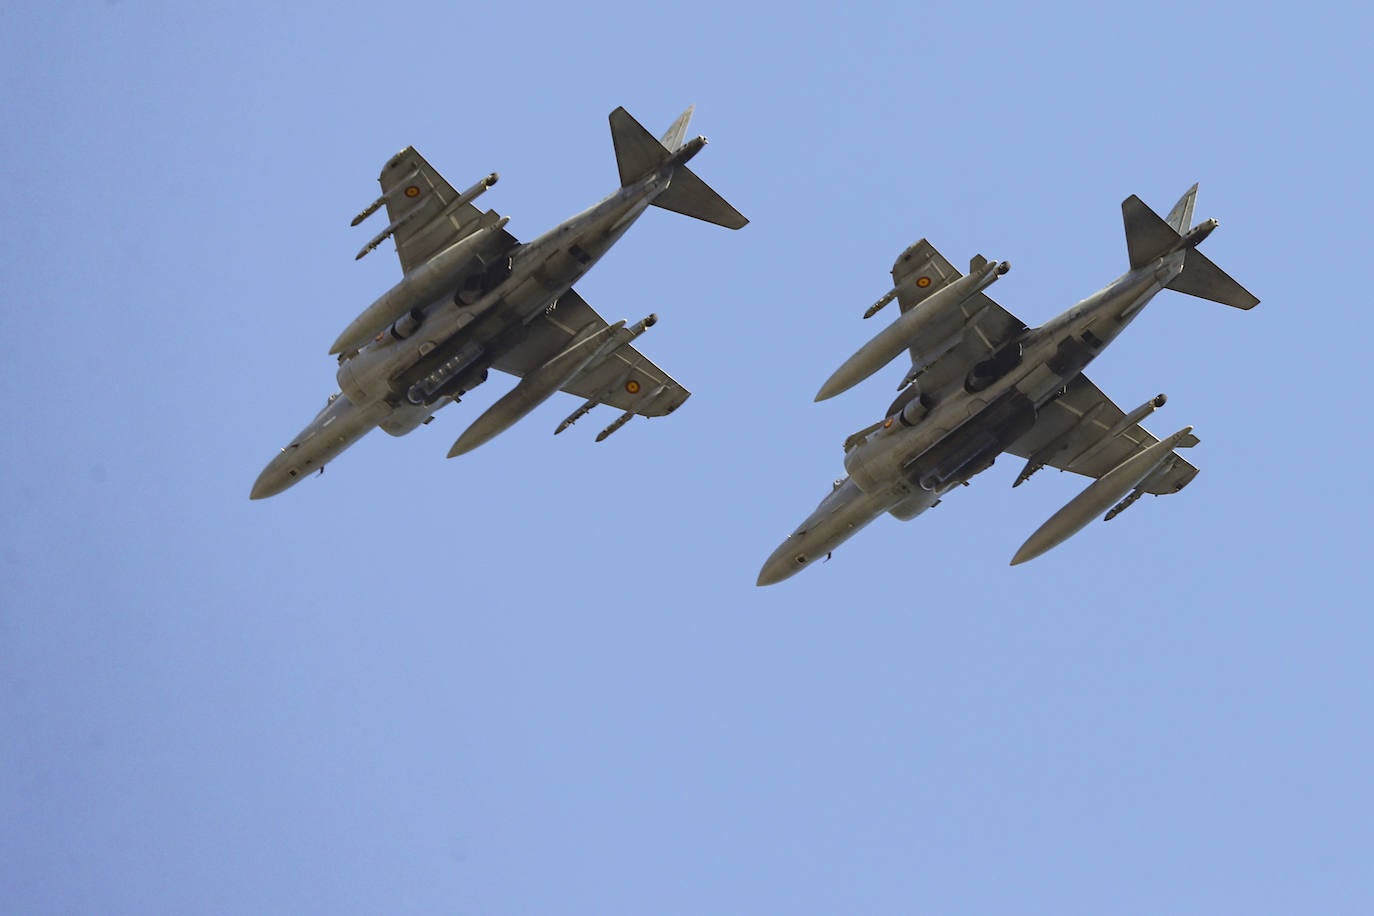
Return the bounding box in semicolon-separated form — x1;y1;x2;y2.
251;106;746;499
757;185;1257;584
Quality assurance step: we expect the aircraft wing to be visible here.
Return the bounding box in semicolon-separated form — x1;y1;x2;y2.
376;147;518;273
1004;374;1199;495
889;239;1028;391
488;288;690;417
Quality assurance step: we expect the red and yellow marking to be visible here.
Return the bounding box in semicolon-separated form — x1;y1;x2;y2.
625;379;641;394
404;185;420;198
916;276;932;288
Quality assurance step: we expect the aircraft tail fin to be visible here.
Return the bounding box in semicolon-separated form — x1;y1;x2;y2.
1164;182;1198;234
608;105;748;229
1123;185;1259;309
658;105;695;152
610;107;672;187
1122;194;1181;270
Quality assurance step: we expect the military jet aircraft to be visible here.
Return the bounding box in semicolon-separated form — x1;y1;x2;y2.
757;184;1257;585
251;106;746;499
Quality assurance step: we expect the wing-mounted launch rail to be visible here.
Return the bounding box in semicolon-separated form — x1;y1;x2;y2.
550;314;660;438
353;172;499;260
817;257;1010;402
595;385;668;442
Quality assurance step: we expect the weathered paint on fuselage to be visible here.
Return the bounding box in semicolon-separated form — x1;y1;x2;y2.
249;393;390;499
251;173;674;499
756;477;925;586
758;250;1188;584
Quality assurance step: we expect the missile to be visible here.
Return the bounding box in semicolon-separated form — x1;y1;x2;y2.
448;320;626;457
351;196;386;227
864;256;1010;320
816;257;1008;402
863;288;901;320
595;385;667;442
330;216;510;355
595;411;635;442
1104;459;1179;521
555;365;640;435
1067;394;1167;469
408;173;499;244
355;172;498;260
554;398;598;435
356;210;422;261
1104;487;1145;521
1010;426;1195;566
590;409;632;442
552;314;658;435
350;167;421;226
555;364;640;435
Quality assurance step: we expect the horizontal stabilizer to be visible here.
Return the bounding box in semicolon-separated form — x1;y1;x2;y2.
652;164;748;229
1122;195;1181;269
1167;248;1260;309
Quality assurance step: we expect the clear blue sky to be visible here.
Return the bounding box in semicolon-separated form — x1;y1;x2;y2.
4;1;1372;912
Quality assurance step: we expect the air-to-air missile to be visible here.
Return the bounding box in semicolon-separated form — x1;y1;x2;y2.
595;384;667;442
1010;426;1197;565
448;318;641;456
352;172;500;260
552;314;659;435
1066;393;1169;468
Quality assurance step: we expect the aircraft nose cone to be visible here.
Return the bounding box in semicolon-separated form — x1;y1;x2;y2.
250;471;281;500
250;457;294;500
755;565;786;588
756;544;807;587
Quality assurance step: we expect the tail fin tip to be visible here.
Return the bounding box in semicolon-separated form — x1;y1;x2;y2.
659;105;695;152
1165;183;1199;234
609;107;669;187
608;105;747;229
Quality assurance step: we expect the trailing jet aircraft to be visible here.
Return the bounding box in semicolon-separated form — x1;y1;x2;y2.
758;184;1257;584
251;106;745;499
